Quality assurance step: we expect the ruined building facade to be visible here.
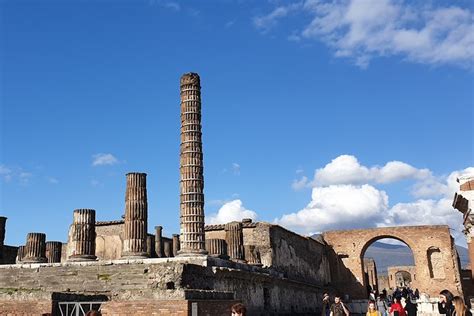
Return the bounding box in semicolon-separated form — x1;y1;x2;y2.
0;73;469;315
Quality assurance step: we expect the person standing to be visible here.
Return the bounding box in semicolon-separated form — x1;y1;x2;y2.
322;293;331;316
330;295;350;316
452;296;469;316
404;296;418;316
367;301;381;316
377;296;388;316
231;303;247;316
438;290;455;316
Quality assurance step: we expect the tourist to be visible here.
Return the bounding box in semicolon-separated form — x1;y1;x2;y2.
377;296;388;316
389;297;406;316
452;296;469;316
85;311;101;316
330;295;350;316
231;303;247;316
322;293;331;316
438;289;455;316
367;300;380;316
404;296;417;316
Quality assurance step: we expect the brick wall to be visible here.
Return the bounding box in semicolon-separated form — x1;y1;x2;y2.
0;301;52;315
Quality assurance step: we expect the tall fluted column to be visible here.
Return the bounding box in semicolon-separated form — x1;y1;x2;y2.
225;222;246;263
122;172;148;258
23;233;47;263
179;73;207;255
46;241;62;263
16;245;26;263
0;216;6;259
69;209;96;261
206;238;229;260
155;226;163;258
172;234;180;257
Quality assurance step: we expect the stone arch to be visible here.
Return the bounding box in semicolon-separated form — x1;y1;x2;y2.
394;270;412;287
323;225;462;299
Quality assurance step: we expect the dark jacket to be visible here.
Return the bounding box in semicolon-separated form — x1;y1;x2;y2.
439;302;455;316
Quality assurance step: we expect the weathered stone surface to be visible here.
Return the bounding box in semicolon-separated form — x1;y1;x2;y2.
225;222;246;263
155;225;163;258
0;216;6;259
173;234;180;257
206;238;228;260
179;73;207;255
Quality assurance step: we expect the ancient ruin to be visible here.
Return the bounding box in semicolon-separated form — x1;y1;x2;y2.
0;73;471;315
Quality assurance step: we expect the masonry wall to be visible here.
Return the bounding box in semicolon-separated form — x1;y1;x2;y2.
0;245;18;264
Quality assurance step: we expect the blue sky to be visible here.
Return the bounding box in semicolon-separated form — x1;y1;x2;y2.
1;0;473;247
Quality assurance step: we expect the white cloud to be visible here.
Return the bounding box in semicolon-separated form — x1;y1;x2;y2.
232;163;241;175
256;0;474;68
295;154;431;188
92;153;119;167
207;199;258;225
276;184;389;233
47;177;59;184
0;165;12;182
254;3;302;33
292;175;309;190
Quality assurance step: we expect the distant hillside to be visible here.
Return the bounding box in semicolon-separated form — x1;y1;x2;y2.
312;235;470;274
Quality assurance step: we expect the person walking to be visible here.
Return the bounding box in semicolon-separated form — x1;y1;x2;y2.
389;297;407;316
231;303;247;316
330;295;350;316
438;290;455;316
404;296;417;316
377;296;388;316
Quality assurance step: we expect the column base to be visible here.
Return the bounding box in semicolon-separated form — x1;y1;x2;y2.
22;257;47;264
177;249;208;257
121;252;149;259
68;254;97;262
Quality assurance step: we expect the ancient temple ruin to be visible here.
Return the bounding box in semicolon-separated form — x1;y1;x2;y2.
0;73;470;315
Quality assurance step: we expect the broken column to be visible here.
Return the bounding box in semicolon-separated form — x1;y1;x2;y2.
69;209;96;261
146;235;155;258
155;225;163;258
206;238;229;260
179;73;207;255
225;221;246;263
23;233;47;263
172;234;180;257
0;216;6;259
16;245;25;263
163;240;172;257
245;245;262;266
46;241;62;263
122;172;148;258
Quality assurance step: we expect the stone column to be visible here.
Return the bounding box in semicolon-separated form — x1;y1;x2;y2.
179;73;207;256
225;222;246;263
0;216;6;259
46;241;62;263
172;234;180;257
244;245;262;266
122;172;148;258
147;235;155;258
69;209;96;261
163;240;172;258
16;245;26;263
155;226;163;258
23;233;47;263
206;238;229;260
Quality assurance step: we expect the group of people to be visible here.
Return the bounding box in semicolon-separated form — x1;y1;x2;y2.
322;288;470;316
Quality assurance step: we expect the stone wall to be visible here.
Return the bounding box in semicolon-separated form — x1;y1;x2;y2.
0;245;18;264
387;265;417;289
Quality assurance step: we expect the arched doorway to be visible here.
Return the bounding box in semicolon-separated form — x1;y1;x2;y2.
362;237;415;296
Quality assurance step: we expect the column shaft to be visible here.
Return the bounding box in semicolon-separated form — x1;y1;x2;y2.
46;241;62;263
225;222;246;263
155;226;163;258
0;217;6;259
179;73;207;255
23;233;47;263
122;173;148;258
172;234;180;257
206;238;228;259
69;209;96;261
